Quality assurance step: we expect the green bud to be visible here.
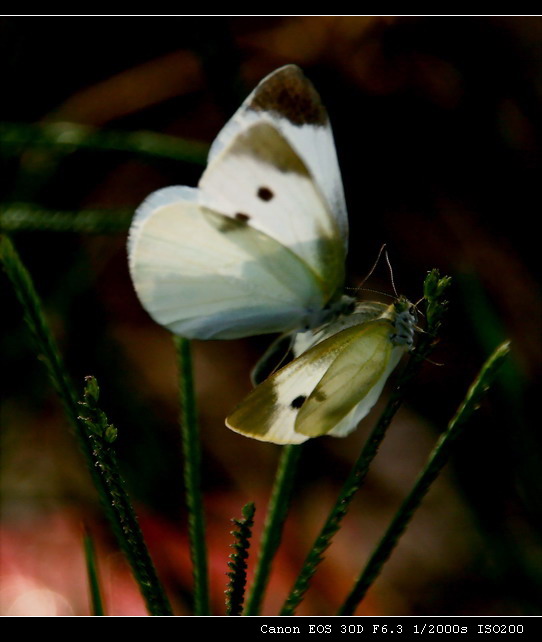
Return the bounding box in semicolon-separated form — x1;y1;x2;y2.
105;424;118;443
84;376;100;405
78;415;103;437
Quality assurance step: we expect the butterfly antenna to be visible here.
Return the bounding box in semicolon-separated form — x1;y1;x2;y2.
385;248;399;298
354;243;387;294
408;296;426;319
350;286;395;300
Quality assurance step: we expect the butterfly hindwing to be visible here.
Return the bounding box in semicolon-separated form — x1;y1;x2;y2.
128;196;328;339
226;327;350;444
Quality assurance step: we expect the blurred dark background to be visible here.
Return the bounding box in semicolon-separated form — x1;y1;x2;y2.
1;16;541;615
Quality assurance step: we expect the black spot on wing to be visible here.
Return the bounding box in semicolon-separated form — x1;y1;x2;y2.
235;212;250;222
290;395;307;409
249;65;328;127
257;186;274;201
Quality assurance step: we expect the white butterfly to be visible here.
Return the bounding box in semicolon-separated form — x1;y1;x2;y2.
128;64;417;444
128;65;353;341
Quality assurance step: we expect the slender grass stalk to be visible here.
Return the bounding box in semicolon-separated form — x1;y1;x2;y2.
83;527;105;616
338;341;511;615
244;444;303;615
173;336;210;615
79;376;173;615
1;204;132;234
0;121;208;165
280;271;451;615
0;234;172;616
226;502;256;616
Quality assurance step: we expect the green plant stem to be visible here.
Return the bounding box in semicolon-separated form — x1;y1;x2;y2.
1;204;132;234
174;336;210;615
1;234;88;436
83;528;105;616
244;444;303;615
338;341;511;615
0;121;208;165
0;234;172;616
280;270;451;615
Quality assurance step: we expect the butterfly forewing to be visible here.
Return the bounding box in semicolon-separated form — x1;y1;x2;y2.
208;65;348;246
226;330;350;444
200;121;345;301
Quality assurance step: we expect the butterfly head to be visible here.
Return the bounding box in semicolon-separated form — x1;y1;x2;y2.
390;296;417;349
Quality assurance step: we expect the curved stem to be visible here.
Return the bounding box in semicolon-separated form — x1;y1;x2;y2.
1;234;172;616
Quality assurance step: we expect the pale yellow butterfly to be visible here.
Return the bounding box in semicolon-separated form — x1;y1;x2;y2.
226;297;416;444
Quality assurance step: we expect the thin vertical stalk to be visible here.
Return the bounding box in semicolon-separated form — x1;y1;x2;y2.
338;341;511;615
174;336;210;615
244;444;303;615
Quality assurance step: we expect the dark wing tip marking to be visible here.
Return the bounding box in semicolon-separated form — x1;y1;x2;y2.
290;394;307;409
257;186;274;201
235;212;251;222
231;122;310;176
249;66;328;127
